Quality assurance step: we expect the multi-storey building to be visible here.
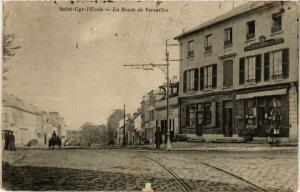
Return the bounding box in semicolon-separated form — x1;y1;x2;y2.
175;2;298;142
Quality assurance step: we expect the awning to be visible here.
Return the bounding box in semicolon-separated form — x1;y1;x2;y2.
236;88;287;100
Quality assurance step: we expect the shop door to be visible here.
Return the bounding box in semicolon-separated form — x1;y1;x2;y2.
196;112;203;136
223;101;233;137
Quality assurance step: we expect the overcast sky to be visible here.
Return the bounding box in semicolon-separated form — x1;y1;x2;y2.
4;1;247;129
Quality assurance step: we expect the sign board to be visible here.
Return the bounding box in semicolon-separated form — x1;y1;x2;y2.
244;36;284;52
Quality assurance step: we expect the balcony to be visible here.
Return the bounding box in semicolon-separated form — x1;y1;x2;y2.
224;40;232;47
246;33;255;40
271;25;282;33
187;50;194;58
204;45;212;53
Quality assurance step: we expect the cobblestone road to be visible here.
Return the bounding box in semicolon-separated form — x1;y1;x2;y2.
2;148;297;191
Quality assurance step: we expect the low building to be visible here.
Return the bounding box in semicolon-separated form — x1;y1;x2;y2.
2;95;42;146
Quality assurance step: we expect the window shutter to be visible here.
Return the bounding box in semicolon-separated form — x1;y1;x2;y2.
282;49;289;78
212;64;217;89
183;71;187;92
200;68;204;90
194;68;199;91
239;58;245;85
255;55;262;82
264;53;270;81
223;60;233;86
211;102;216;127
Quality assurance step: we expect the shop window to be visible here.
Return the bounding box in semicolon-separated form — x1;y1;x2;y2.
246;20;255;40
205;34;212;53
203;103;212;126
223;60;233;86
187;105;196;126
187;40;195;57
224;28;232;46
272;12;282;33
244;100;257;129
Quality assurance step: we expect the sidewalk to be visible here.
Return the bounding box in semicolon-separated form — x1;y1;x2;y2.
125;141;298;152
2;150;25;165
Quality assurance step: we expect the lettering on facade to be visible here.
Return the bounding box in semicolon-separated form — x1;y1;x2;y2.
244;36;284;52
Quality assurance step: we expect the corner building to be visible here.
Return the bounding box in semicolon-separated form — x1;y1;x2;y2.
175;2;299;143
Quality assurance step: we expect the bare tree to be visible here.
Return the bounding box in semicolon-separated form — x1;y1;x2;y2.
3;14;21;82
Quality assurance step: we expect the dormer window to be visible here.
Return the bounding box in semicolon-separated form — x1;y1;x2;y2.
187;40;195;57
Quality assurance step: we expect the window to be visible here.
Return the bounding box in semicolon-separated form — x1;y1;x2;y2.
246;20;255;40
240;55;262;84
223;60;233;86
272;13;282;33
187;40;195;57
270;49;289;78
149;110;155;121
200;65;217;90
2;113;7;123
203;103;212;126
183;69;199;92
224;28;232;46
187;105;196;126
205;34;212;53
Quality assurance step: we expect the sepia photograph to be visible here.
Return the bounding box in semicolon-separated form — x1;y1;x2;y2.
1;1;299;191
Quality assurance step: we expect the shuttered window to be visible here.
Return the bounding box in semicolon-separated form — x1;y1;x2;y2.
282;49;289;78
200;68;204;90
223;60;233;86
255;55;262;82
264;53;270;81
239;58;245;85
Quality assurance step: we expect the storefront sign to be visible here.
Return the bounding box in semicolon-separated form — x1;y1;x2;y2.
244;36;284;52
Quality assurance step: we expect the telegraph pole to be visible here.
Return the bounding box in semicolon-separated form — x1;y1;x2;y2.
165;40;172;150
123;104;126;146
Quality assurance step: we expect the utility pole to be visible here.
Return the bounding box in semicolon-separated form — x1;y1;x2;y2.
165;39;172;150
123;104;126;146
123;39;180;150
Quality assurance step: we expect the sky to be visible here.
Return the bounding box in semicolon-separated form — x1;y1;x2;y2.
4;1;247;130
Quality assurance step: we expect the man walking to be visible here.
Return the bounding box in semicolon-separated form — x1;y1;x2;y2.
4;131;10;150
155;128;162;149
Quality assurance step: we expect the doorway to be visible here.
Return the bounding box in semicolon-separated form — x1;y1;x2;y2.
196;112;203;136
223;101;233;137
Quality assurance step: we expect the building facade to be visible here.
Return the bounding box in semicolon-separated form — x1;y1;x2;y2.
175;2;298;142
2;95;42;146
155;82;179;141
140;92;156;143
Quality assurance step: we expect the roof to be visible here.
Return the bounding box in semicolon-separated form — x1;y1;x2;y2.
3;94;41;114
174;1;278;40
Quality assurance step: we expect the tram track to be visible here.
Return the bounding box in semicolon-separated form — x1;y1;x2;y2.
143;153;267;192
142;154;192;192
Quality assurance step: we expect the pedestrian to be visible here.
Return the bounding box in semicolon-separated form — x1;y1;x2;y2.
4;131;10;150
8;131;16;151
155;127;162;149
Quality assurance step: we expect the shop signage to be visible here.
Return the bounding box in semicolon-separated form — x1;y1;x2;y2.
244;36;284;52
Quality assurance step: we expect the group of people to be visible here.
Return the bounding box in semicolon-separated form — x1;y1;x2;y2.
4;131;16;151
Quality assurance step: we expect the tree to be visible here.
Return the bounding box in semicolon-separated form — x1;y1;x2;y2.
3;14;21;83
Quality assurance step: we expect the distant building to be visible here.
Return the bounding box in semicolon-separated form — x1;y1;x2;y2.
154;82;179;142
175;2;298;142
2;95;42;146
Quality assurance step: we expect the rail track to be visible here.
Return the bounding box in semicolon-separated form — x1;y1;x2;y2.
142;154;192;192
143;154;267;192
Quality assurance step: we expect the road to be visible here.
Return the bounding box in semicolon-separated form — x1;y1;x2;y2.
2;148;297;192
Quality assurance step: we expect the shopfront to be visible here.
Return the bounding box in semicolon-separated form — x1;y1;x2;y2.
235;88;289;138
